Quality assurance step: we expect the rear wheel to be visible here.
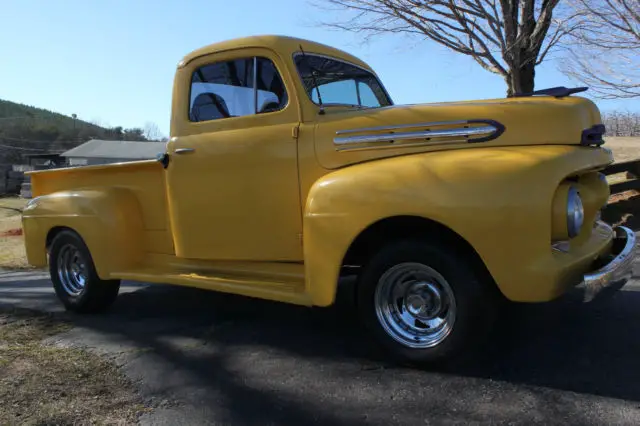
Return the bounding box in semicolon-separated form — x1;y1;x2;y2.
49;230;120;313
357;239;500;364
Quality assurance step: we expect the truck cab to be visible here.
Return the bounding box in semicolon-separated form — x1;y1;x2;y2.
22;35;636;364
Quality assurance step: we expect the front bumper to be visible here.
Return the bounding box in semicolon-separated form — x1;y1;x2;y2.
579;226;637;302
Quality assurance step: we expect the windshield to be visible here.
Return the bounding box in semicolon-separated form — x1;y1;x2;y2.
294;53;392;108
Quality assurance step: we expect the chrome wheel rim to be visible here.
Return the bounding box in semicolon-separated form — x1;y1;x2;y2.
374;262;456;348
57;244;87;297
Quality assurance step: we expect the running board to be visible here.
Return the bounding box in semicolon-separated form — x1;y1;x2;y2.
113;268;312;306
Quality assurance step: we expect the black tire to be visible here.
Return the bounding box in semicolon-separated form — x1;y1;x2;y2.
49;230;120;313
357;239;501;365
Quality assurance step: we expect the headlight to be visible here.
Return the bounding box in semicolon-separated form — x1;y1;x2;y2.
567;186;584;238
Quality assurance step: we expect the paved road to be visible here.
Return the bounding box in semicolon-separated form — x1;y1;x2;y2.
2;267;640;425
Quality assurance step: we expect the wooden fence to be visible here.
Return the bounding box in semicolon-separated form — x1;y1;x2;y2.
602;159;640;195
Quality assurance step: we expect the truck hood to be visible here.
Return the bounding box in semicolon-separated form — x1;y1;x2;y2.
313;95;605;170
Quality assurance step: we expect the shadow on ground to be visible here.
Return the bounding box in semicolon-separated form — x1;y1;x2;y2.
1;271;640;425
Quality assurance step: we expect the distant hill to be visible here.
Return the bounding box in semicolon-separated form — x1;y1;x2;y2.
0;99;106;136
0;98;149;164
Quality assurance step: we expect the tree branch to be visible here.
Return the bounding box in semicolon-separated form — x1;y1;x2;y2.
314;0;578;95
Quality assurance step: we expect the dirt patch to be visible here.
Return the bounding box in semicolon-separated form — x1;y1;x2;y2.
0;307;148;425
605;137;640;163
0;228;22;237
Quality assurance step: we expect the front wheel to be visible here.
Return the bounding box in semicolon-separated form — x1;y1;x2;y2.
49;230;120;313
357;239;500;364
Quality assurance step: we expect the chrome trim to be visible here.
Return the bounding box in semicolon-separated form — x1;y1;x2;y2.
174;148;195;154
581;225;636;302
334;125;496;146
253;57;258;114
335;120;470;135
336;139;468;152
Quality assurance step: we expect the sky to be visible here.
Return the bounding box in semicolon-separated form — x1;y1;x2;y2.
1;0;637;137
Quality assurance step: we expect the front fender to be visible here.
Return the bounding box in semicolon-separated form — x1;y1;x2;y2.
22;188;144;278
303;145;613;306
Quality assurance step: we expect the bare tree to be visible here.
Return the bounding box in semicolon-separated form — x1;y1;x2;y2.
602;110;640;135
143;121;163;141
561;0;640;99
314;0;578;96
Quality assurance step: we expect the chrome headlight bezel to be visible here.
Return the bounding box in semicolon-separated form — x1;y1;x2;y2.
567;186;584;238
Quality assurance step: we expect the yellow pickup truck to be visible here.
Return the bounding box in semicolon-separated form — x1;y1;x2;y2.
22;35;636;363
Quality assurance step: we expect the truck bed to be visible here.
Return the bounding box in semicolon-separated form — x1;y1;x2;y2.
28;160;174;256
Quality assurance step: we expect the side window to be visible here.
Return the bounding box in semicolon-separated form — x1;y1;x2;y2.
358;81;380;108
189;57;287;122
190;58;253;122
256;58;288;113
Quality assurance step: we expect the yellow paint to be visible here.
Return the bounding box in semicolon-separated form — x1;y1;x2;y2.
303;145;612;305
22;35;616;307
23;160;168;275
167;45;303;260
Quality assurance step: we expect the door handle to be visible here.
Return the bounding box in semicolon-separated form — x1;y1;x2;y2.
174;148;195;155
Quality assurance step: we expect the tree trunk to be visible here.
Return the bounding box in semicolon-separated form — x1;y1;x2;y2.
506;62;536;97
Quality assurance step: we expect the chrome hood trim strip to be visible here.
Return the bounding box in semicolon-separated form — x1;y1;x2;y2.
334;125;496;146
335;120;471;135
333;119;505;151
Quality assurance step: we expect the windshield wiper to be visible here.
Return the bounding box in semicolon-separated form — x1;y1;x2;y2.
299;44;325;115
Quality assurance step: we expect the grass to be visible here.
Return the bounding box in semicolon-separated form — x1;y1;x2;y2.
0;237;30;270
0;197;29;270
603;136;640;184
0;307;148;425
0;196;26;232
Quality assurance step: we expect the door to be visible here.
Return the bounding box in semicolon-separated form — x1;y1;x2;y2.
166;50;303;261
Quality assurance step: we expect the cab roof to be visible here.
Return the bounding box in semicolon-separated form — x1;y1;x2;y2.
179;35;373;71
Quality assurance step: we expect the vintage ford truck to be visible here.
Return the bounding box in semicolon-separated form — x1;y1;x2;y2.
21;35;636;363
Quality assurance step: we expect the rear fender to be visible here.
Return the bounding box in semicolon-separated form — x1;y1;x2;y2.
22;188;144;278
